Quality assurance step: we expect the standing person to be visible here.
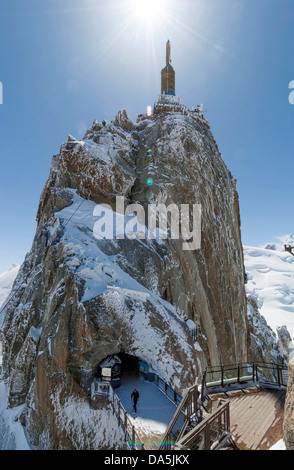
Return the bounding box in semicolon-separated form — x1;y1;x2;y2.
131;389;139;413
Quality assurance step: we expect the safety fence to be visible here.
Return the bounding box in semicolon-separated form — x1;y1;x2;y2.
91;379;144;450
91;374;185;450
153;374;183;406
159;384;200;450
174;399;230;450
202;361;288;398
91;360;288;451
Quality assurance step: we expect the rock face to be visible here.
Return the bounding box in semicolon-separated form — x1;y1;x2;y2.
0;107;275;449
282;327;294;450
246;296;286;364
133;111;248;365
284;359;294;449
277;325;294;359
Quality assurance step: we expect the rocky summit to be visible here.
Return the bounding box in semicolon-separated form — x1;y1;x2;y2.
0;107;284;449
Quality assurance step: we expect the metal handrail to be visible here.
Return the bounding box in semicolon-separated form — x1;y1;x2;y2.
91;380;144;450
153;373;182;406
159;384;199;450
206;361;287;372
204;361;288;390
91;372;184;450
174;399;230;450
110;387;144;450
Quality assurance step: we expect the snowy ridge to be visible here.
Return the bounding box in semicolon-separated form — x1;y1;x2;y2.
244;237;294;339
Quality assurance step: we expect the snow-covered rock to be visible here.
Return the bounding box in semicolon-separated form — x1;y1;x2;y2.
277;325;294;359
0;108;277;449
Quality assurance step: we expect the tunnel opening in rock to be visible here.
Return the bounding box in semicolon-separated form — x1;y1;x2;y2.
117;352;152;385
95;352;150;389
118;352;140;375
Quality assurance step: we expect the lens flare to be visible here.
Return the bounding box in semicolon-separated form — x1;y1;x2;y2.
132;0;167;22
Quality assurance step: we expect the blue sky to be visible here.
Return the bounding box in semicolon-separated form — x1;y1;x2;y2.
0;0;293;272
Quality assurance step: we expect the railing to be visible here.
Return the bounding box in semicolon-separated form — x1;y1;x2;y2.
159;384;200;450
91;379;144;450
111;387;144;450
153;374;182;406
91;373;184;450
255;362;288;387
174;399;230;450
203;361;288;395
153;102;211;128
91;361;287;451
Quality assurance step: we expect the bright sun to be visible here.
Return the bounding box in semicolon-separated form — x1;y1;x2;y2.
132;0;167;21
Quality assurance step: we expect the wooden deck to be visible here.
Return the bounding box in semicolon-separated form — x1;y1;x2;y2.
209;387;286;450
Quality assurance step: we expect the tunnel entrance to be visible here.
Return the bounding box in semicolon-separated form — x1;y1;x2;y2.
118;352;140;376
95;352;150;389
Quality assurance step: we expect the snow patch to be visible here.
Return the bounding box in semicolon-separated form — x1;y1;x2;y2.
269;439;286;450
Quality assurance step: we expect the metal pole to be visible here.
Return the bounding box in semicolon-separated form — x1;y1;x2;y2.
277;366;281;387
118;400;121;426
201;371;206;402
226;403;230;431
193;388;197;415
124;410;127;434
187;392;191;418
132;426;135;446
205;424;210;450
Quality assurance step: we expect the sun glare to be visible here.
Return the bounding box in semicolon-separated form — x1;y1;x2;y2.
132;0;167;22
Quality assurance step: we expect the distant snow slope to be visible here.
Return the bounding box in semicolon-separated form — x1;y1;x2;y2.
244;236;294;339
0;265;20;308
